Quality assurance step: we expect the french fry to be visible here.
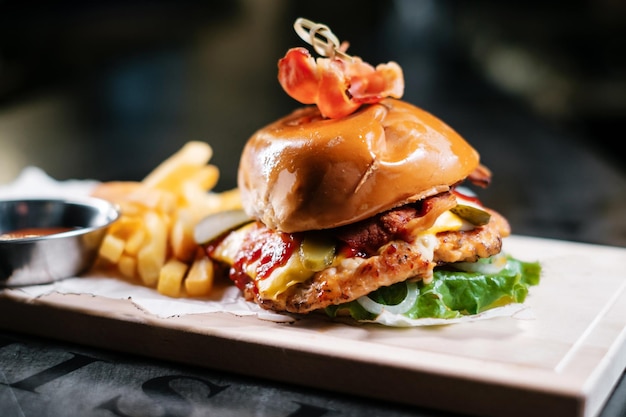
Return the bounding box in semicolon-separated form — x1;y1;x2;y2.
170;209;197;262
157;258;189;297
124;227;146;256
142;141;213;189
214;188;242;211
137;211;168;287
99;234;126;263
109;216;143;239
186;164;220;191
125;187;177;214
179;167;220;211
93;141;239;299
117;254;138;280
184;251;215;296
181;184;214;219
116;201;144;218
183;189;243;223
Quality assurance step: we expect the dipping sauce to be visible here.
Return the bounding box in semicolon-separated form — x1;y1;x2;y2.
0;227;75;241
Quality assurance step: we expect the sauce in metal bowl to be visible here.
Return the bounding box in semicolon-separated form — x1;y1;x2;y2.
0;227;76;240
0;198;119;286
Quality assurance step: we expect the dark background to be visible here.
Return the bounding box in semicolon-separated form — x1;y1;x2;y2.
1;0;625;246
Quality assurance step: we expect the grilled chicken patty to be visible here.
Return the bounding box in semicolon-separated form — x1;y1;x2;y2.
245;209;511;314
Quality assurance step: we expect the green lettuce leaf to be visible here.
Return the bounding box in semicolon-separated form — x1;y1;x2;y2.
325;255;541;323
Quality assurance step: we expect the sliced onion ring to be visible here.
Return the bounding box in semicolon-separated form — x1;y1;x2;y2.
454;253;508;275
357;281;419;316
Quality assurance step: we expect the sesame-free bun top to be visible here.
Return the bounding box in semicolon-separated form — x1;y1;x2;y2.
238;98;480;233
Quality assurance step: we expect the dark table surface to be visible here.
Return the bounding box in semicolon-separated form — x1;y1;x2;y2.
0;1;625;416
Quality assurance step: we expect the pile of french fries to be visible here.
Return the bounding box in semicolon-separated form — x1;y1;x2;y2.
92;141;241;297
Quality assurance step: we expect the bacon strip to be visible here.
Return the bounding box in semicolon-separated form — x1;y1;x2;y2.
467;164;492;188
278;47;404;119
333;192;457;255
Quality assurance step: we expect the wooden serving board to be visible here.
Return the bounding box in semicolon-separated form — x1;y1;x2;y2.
0;235;625;417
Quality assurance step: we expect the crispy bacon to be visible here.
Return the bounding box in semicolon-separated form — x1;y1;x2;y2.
333;192;457;256
467;164;492;188
277;47;404;119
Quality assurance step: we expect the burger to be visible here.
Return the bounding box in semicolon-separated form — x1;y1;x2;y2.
194;21;540;326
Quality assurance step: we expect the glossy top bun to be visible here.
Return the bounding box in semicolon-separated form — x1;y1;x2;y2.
238;99;479;233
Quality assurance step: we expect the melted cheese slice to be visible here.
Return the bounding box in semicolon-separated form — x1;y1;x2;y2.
423;210;464;234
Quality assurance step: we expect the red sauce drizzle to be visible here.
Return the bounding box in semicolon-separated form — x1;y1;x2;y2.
228;223;301;292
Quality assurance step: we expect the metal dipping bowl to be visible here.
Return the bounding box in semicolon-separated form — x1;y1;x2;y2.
0;198;120;286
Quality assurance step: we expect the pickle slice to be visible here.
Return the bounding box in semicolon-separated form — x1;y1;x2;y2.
299;235;336;271
194;209;252;244
450;204;491;226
